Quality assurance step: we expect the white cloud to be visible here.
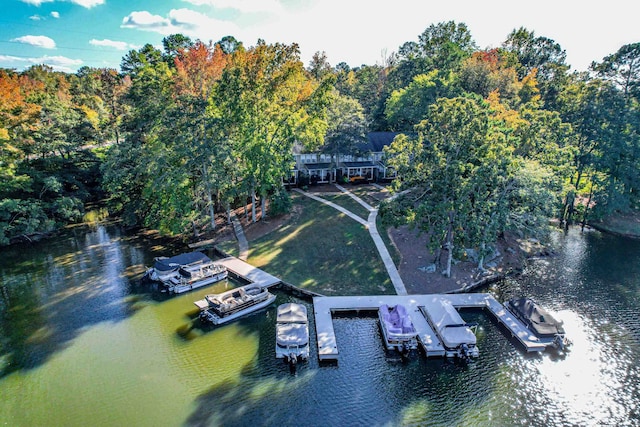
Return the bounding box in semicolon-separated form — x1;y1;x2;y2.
90;39;136;50
182;0;283;13
122;9;238;40
51;11;60;18
70;0;105;8
0;54;82;73
121;11;171;31
20;0;54;5
21;0;102;8
11;35;56;49
29;15;43;20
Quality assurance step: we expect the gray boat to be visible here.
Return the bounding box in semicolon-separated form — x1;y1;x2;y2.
275;303;310;365
506;297;570;350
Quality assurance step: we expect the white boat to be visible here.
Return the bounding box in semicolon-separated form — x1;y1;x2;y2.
275;303;310;364
378;304;418;353
424;299;479;359
143;251;228;293
194;283;276;325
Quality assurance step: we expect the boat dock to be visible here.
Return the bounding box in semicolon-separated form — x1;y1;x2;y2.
205;255;550;358
313;293;547;361
216;257;282;288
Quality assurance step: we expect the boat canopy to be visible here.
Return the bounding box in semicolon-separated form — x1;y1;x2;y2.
276;303;308;324
509;298;564;337
432;300;476;347
276;303;309;348
153;251;211;272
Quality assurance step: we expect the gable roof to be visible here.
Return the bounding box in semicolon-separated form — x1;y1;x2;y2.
354;132;400;153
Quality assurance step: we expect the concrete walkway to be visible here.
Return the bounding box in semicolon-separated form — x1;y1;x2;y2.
292;188;368;226
295;185;408;296
229;211;249;260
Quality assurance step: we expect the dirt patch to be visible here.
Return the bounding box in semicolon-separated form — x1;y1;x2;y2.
388;226;535;294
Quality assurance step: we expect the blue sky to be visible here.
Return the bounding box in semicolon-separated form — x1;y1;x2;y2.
1;0;639;73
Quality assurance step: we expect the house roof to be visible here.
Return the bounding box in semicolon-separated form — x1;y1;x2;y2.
304;162;331;171
342;161;376;168
354;132;400;153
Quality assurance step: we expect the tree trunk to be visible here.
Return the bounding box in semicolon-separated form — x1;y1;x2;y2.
192;220;200;238
443;211;455;278
581;181;594;232
477;242;485;271
202;165;216;231
261;193;267;220
251;187;257;223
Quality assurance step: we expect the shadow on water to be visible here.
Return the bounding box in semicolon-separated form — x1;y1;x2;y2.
0;223;181;378
183;299;502;427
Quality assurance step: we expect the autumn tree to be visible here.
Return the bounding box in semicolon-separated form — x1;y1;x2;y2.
213;40;331;222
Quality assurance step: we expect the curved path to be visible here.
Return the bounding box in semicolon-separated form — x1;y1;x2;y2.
229;210;249;260
294;186;407;296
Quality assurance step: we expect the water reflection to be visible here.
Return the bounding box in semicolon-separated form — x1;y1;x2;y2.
0;225;154;377
0;225;639;426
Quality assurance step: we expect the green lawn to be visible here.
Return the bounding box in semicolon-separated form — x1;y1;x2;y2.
235;194;394;296
319;193;371;220
347;184;389;207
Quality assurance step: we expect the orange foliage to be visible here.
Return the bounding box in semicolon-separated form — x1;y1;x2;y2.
174;41;228;98
0;71;42;141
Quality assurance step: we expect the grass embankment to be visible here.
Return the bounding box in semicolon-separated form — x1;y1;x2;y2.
220;194;394;296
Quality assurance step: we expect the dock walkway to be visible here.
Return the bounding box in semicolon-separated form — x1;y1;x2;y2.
313;293;546;361
216;257;281;288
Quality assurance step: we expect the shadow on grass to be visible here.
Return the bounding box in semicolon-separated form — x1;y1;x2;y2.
245;195;393;296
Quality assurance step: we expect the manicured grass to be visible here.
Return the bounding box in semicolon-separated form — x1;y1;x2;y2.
348;185;388;207
244;194;394;296
217;239;238;257
319;193;371;220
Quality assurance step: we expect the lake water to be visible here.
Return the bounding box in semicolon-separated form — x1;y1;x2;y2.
0;225;638;426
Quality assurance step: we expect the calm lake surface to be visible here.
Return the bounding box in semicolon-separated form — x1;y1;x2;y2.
0;225;639;426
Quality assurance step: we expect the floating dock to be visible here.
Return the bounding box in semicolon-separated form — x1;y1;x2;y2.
313;293;547;361
208;255;551;359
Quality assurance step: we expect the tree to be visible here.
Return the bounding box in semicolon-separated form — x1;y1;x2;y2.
218;35;243;55
162;34;193;64
416;21;477;72
591;42;640;102
120;44;164;77
213;40;331;222
385;96;555;275
385;70;459;131
502;27;570;108
459;49;520;102
308;51;332;80
322;91;367;163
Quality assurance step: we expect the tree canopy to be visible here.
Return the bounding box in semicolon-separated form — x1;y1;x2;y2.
0;23;638;253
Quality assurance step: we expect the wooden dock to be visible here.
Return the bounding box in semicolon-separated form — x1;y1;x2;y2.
216;257;282;288
312;293;547;361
